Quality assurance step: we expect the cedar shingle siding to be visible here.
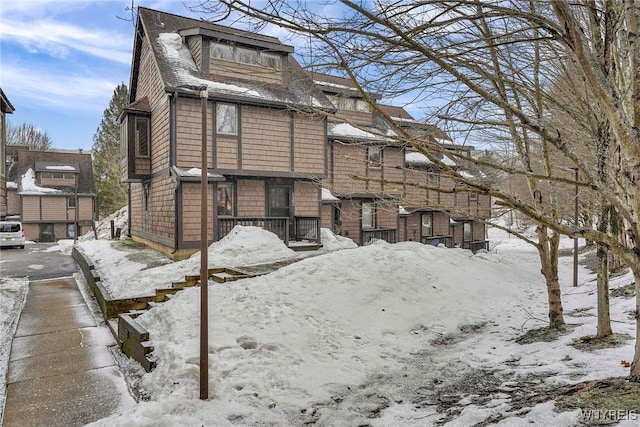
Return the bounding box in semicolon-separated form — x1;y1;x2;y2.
123;7;490;258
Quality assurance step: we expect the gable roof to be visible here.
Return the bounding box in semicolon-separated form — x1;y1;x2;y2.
0;88;15;114
132;7;334;111
6;145;96;196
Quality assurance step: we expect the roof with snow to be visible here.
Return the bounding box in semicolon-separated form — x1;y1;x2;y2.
132;8;335;111
6;145;96;195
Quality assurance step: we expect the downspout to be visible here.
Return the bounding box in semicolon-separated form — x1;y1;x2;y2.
170;92;179;254
127;182;132;237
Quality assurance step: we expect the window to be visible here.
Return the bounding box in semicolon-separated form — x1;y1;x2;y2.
356;99;371;112
211;43;281;69
211;43;233;61
52;172;64;179
236;47;258;65
468;193;478;204
259;52;281;69
143;183;150;211
463;222;472;242
135;117;150;157
421;213;433;237
427;173;440;188
217;104;238;135
217;182;234;216
362;202;375;228
67;223;76;238
68;197;76;209
367;146;381;169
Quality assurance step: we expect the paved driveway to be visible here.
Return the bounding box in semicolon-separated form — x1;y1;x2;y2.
0;243;78;280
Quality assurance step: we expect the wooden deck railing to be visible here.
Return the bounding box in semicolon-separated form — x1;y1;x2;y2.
422;235;454;248
217;216;321;245
362;228;397;245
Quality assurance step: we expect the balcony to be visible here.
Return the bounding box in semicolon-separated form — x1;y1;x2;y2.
362;228;397;246
217;216;321;249
422;235;454;248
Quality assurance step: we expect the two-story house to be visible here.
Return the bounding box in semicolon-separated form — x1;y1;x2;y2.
313;72;404;246
1;88;15;219
121;8;334;260
380;106;491;251
314;74;490;249
5;145;97;241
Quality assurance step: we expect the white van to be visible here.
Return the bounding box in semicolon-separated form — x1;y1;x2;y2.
0;221;25;249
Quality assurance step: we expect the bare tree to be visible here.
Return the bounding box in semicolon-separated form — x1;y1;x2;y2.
7;122;52;151
203;0;640;379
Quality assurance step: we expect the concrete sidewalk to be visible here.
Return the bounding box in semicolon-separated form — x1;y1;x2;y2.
3;277;136;427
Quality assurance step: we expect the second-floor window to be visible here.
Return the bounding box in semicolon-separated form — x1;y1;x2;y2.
211;43;282;69
367;146;381;169
135;117;150;157
217;104;238;135
68;197;76;209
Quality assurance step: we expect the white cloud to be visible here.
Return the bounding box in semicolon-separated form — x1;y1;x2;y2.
1;19;132;64
1;62;120;112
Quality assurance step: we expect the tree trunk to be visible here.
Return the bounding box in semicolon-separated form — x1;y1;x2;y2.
537;226;565;328
596;243;613;337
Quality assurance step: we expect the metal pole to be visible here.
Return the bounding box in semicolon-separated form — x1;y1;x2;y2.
74;182;78;243
199;86;209;400
573;168;578;287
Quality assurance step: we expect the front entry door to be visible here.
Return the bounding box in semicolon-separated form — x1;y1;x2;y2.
39;223;55;242
268;184;292;241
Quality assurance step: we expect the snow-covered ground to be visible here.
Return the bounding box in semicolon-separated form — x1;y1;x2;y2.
2;220;638;426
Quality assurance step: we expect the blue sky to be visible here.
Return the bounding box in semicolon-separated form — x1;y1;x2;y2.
0;1;219;151
1;0;426;152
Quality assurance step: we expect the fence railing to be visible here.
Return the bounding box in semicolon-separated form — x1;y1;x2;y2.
218;217;290;245
422;235;454;248
469;240;490;253
362;228;397;245
217;216;321;246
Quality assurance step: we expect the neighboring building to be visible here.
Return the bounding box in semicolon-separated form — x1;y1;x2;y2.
379;105;491;251
123;7;490;256
5;145;97;242
315;73;490;249
313;72;404;246
121;8;333;260
0;88;15;219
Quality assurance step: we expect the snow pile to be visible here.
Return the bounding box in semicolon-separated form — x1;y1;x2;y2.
87;236;577;426
319;227;357;251
0;277;29;418
80;206;128;241
77;225;300;299
183;226;298;271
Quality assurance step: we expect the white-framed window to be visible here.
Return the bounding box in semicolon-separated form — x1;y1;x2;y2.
362;201;375;228
421;213;433;237
217;182;234;216
211;42;233;61
216;104;238;135
367;146;382;169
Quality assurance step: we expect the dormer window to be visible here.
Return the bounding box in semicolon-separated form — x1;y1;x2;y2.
326;95;371;112
210;42;282;69
236;47;258;65
211;43;233;60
